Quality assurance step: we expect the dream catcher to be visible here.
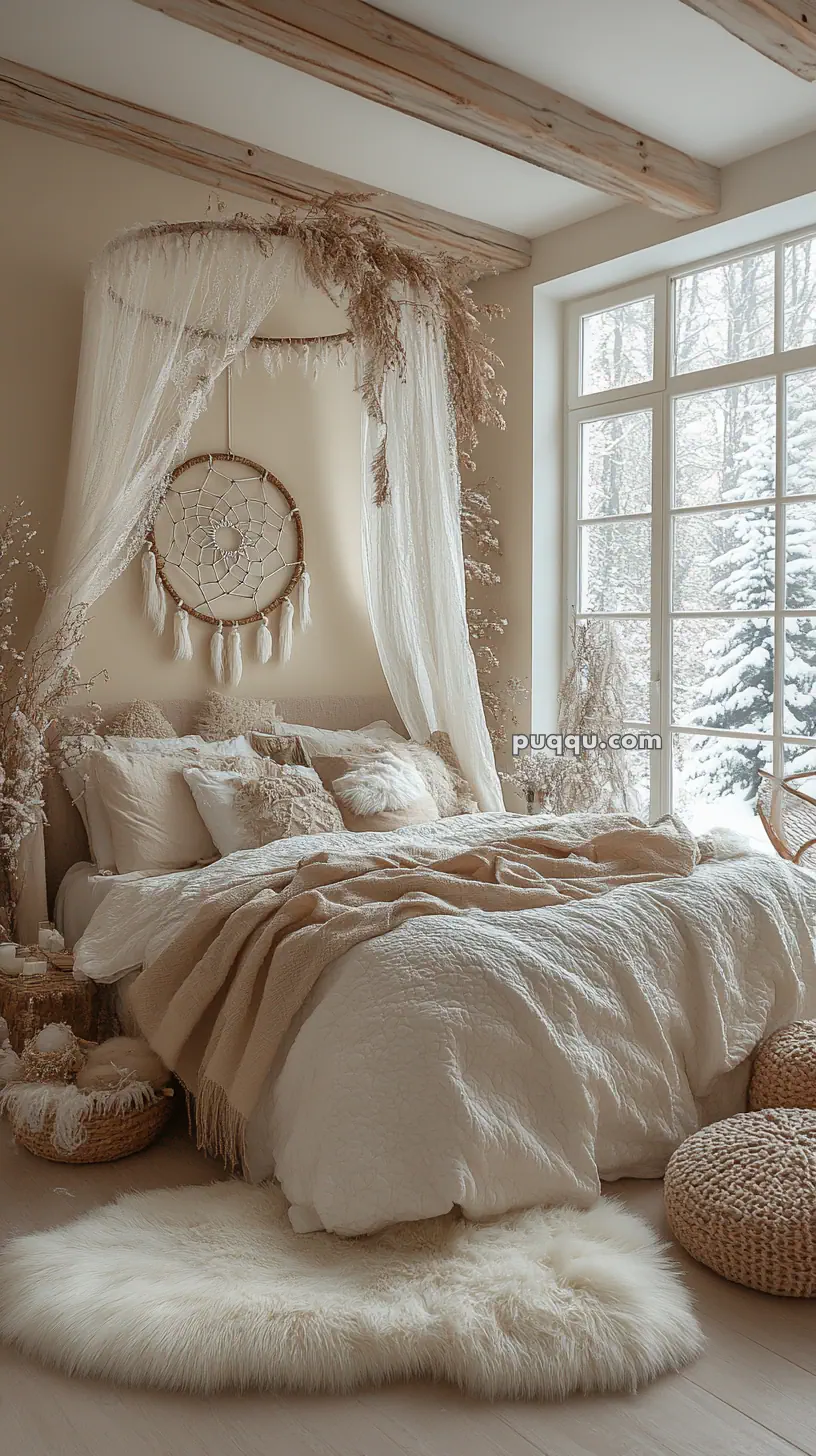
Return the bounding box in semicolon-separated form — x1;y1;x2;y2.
141;369;309;686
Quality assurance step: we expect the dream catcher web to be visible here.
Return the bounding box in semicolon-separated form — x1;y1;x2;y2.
142;363;311;687
160;458;301;619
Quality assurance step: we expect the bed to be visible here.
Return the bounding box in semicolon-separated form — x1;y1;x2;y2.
70;799;816;1237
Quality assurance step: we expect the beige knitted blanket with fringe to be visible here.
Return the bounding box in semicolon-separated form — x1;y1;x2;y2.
129;816;701;1170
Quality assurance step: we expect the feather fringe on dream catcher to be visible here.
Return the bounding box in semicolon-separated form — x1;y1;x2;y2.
141;371;310;686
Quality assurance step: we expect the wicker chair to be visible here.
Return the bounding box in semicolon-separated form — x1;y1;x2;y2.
757;769;816;865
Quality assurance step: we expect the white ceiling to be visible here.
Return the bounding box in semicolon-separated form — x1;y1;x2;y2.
2;0;816;239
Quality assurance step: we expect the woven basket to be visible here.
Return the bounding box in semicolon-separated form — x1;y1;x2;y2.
749;1020;816;1111
12;1088;174;1164
665;1108;816;1297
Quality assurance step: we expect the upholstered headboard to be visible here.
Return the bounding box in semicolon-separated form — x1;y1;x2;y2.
44;694;403;906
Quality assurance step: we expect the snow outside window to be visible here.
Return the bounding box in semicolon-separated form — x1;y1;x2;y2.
564;234;816;843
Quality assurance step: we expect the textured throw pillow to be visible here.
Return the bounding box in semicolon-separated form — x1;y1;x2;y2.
250;732;312;767
183;760;324;856
196;691;280;741
234;774;344;847
106;700;176;739
418;733;479;816
311;753;440;832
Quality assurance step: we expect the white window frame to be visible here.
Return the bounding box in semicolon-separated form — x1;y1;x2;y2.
564;225;816;821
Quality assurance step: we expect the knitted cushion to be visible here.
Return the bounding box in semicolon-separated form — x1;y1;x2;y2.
749;1019;816;1111
664;1109;816;1297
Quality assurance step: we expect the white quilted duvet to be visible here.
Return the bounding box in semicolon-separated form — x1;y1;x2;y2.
75;812;816;1235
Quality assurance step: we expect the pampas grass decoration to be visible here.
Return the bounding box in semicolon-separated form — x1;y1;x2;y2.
296;568;311;631
173;607;193;662
210;623;224;683
256;614;273;665
225;625;243;687
141;544;166;635
277;597;294;664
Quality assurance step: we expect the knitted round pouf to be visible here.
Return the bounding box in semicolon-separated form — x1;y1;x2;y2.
749;1019;816;1111
664;1109;816;1297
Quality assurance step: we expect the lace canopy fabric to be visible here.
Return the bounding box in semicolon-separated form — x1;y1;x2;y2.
21;216;503;931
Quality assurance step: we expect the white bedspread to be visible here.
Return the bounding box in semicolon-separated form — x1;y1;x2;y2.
75;812;816;1235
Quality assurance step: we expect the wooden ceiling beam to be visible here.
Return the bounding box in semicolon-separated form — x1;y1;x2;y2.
0;58;530;274
678;1;816;80
135;0;721;219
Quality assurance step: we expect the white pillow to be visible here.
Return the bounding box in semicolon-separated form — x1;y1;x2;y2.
60;735;256;870
183;763;321;857
107;734;256;757
331;753;427;816
260;720;406;758
90;749;221;876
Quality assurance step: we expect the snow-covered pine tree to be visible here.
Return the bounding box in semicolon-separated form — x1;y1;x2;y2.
781;363;816;771
677;252;784;807
683;378;775;802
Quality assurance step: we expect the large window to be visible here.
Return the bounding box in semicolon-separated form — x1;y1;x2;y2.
565;231;816;834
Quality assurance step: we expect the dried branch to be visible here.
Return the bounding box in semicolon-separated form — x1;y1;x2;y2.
0;501;103;938
226;197;506;501
460;477;526;750
502;618;635;814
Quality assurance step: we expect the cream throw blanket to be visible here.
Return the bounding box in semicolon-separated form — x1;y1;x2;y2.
130;815;701;1170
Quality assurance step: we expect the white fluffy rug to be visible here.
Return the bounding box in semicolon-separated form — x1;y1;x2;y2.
0;1183;703;1397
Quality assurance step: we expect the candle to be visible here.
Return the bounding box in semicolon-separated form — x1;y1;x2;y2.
0;943;21;972
21;956;47;977
38;921;56;950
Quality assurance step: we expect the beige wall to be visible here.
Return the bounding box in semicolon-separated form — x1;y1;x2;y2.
0;122;389;707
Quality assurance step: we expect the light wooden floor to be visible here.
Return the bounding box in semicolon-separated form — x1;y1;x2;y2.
1;1113;814;1456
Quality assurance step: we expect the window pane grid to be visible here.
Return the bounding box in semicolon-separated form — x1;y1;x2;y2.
569;230;816;832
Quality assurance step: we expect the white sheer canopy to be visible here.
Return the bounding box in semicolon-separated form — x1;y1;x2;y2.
41;227;294;641
362;308;502;810
20;219;502;932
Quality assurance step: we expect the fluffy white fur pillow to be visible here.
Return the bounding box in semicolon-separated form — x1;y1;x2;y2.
331;753;427;816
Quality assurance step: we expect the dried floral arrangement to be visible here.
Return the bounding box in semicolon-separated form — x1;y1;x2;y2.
503;618;635;815
0;502;101;940
460;477;525;749
260;198;506;502
137;198;507;504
